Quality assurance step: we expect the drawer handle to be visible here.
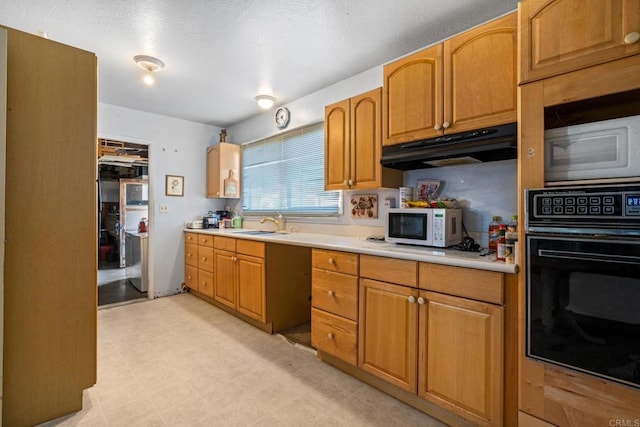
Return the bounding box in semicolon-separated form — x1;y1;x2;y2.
408;296;416;304
624;32;640;45
327;290;335;297
417;297;426;305
328;258;335;265
327;333;334;340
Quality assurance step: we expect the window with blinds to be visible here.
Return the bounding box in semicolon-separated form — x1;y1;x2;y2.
241;123;341;216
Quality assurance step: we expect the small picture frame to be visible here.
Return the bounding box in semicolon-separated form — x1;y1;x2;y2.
166;175;184;197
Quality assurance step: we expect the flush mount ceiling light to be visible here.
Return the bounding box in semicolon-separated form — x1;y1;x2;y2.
255;94;276;109
134;55;165;85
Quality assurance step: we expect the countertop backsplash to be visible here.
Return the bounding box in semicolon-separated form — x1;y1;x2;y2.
404;159;518;248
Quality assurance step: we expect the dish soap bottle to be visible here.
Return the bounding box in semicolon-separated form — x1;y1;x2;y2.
232;212;242;229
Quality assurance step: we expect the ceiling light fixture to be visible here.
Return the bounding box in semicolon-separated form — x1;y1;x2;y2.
134;55;165;86
255;95;276;109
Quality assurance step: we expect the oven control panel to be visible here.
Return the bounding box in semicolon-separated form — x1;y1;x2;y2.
526;184;640;234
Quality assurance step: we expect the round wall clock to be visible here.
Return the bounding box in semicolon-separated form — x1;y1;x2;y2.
275;107;290;129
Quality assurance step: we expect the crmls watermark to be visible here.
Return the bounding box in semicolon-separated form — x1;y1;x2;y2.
610;420;640;427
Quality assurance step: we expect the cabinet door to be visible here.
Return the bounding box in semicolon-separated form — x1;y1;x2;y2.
214;250;237;309
206;142;241;198
324;98;350;190
444;13;517;133
185;243;198;267
419;291;503;426
358;278;418;392
198;246;214;273
520;0;640;83
350;88;381;189
383;44;443;146
236;254;266;322
185;264;198;291
198;269;214;299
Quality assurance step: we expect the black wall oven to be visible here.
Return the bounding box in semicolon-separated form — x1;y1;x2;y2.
526;184;640;389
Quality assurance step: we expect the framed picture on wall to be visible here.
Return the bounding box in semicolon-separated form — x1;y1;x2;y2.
166;175;184;197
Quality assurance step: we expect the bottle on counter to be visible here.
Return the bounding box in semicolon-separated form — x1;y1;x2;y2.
488;215;503;252
496;224;507;261
506;215;518;240
232;212;243;229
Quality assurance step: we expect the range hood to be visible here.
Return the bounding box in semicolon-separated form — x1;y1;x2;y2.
381;122;517;170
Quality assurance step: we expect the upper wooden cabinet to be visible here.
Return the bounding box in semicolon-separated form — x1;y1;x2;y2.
520;0;640;83
383;13;517;146
324;88;402;190
207;142;241;198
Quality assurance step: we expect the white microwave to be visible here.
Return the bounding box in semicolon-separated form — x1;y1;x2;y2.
386;208;462;248
544;115;640;183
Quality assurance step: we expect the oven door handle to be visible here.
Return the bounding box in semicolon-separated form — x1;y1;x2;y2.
538;249;640;264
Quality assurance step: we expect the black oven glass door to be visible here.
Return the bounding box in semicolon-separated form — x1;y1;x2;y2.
527;235;640;389
388;213;428;241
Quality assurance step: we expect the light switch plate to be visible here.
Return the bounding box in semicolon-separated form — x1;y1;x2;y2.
159;204;169;213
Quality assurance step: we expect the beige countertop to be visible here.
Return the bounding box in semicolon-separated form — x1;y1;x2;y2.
184;228;518;274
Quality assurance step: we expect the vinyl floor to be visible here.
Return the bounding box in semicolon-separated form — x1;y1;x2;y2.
39;293;446;426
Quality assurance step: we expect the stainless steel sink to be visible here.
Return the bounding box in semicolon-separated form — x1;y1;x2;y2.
234;230;277;235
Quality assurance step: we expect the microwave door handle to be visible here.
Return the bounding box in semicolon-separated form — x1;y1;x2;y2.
538;249;640;265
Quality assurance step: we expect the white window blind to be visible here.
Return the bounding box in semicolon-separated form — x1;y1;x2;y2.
241;123;340;216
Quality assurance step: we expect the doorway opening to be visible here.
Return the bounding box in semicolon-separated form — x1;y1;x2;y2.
98;138;149;307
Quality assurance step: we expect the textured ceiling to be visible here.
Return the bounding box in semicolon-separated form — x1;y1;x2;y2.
1;0;518;127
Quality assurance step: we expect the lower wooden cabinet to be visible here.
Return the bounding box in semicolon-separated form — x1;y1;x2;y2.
184;232;310;333
419;291;503;426
358;278;418;392
356;255;506;427
311;249;359;365
311;308;358;365
213;237;266;322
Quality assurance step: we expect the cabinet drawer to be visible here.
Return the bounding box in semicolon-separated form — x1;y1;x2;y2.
360;255;417;287
198;234;214;247
185;232;198;244
214;236;236;252
197;269;214;299
198;246;214;272
312;249;358;275
184;264;198;290
185;243;198;267
311;308;357;366
236;239;265;258
419;263;503;305
312;268;358;321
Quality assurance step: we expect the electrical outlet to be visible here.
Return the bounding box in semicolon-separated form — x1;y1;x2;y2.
159;204;169;213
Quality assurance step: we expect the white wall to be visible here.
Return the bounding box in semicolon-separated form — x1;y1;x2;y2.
98;103;228;297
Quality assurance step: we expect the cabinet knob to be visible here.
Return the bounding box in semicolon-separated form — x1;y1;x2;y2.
327;333;334;340
232;256;238;262
408;295;416;304
328;290;335;297
442;121;450;129
343;180;348;186
417;297;426;305
328;258;335;265
624;32;640;45
202;281;206;286
202;257;207;261
216;192;220;196
348;179;354;186
434;123;442;131
187;275;192;280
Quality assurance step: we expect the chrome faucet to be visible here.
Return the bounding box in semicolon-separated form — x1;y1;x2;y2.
259;213;285;231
